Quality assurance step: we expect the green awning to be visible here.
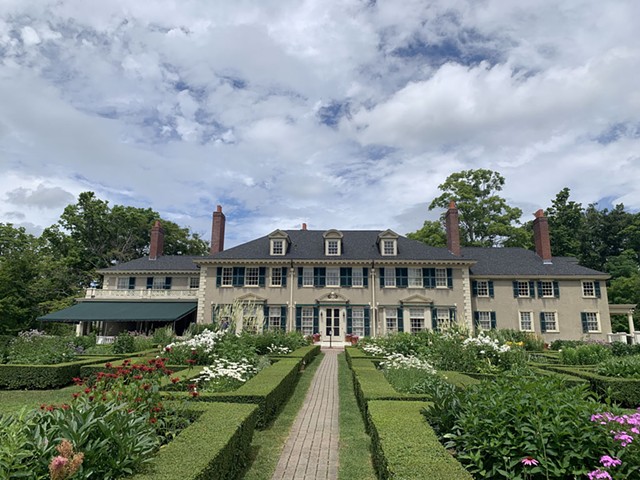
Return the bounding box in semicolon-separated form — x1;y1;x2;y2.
38;302;197;323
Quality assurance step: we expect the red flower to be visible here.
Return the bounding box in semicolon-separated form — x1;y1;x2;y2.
133;375;143;380
171;377;180;384
141;383;151;391
84;387;92;394
72;377;83;385
186;359;196;365
61;404;70;410
105;363;113;369
149;417;157;424
165;346;172;352
190;391;199;398
72;393;81;399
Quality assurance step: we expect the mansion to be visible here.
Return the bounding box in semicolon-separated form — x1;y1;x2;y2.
42;204;617;342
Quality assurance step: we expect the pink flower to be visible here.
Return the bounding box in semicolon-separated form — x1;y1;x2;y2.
521;456;539;466
613;431;634;447
50;455;68;471
588;469;612;480
600;455;621;468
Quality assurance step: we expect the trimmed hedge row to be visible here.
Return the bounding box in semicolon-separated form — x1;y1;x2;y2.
129;402;259;480
0;356;118;389
538;364;640;407
164;357;306;428
438;371;481;389
368;400;473;480
268;344;320;365
345;346;385;368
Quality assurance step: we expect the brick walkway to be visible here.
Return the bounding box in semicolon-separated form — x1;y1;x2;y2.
271;348;341;480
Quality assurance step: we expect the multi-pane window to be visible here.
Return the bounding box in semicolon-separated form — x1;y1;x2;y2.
116;277;129;290
326;239;340;255
382;240;395;255
221;267;233;286
189;277;200;289
517;281;530;297
352;308;365;337
435;268;448;288
302;267;314;287
582;281;595;297
271;267;282;287
385;308;398;333
268;307;281;330
519;311;533;331
352;267;364;287
408;268;423;288
301;307;314;335
540;281;554;297
583;312;600;332
409;308;425;333
476;280;489;297
384;268;396;287
326;268;340;287
152;277;166;290
436;308;452;330
477;311;492;330
271;239;284;255
243;305;259;333
543;311;558;331
245;267;259;286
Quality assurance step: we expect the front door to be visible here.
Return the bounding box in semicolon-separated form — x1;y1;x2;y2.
325;308;341;338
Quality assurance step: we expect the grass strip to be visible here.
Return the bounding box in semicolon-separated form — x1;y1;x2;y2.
242;352;324;480
0;384;82;414
338;352;376;480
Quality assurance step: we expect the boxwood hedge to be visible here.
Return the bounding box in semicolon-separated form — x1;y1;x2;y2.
129;402;258;480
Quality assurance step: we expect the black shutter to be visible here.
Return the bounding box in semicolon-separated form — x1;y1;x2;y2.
258;267;266;287
537;281;543;298
263;304;269;330
379;268;385;288
397;307;404;332
295;307;302;332
164;277;172;290
363;268;369;287
216;267;222;287
232;267;245;287
313;307;319;334
540;312;547;333
314;267;326;287
364;308;371;336
397;268;408;288
431;307;438;331
581;312;589;333
474;311;480;331
340;267;352;287
280;306;287;331
553;281;560;298
146;277;153;289
488;281;495;298
512;281;519;297
595;281;601;298
128;277;136;289
490;312;497;330
281;267;288;287
447;268;453;288
298;267;303;287
528;281;535;297
472;280;478;296
424;268;436;288
449;308;457;323
346;307;353;334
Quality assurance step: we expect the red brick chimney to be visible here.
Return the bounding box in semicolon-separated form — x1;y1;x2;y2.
149;220;164;260
302;223;307;230
533;209;552;263
210;205;225;254
445;200;461;256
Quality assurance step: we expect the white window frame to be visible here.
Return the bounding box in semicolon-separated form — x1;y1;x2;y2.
326;267;340;287
268;307;281;330
352;267;364;287
244;267;260;287
384;267;396;287
326;239;340;256
408;268;423;288
435;308;452;330
435;268;448;288
543;311;559;332
540;280;554;298
477;311;492;330
152;277;166;290
583;311;600;333
517;281;530;297
409;307;425;333
519;311;534;332
271;239;285;256
476;280;489;297
189;276;200;289
270;267;282;287
301;307;314;335
381;239;397;256
116;277;129;290
302;267;314;287
221;267;233;287
352;308;365;337
385;308;398;333
242;304;260;333
582;281;596;298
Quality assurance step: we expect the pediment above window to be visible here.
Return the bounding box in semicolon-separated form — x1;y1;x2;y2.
268;230;290;256
317;291;349;303
399;294;433;305
323;229;343;256
236;293;267;303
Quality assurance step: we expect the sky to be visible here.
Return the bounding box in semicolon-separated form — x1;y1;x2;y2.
1;1;639;248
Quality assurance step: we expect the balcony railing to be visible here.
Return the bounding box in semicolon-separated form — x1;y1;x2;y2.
85;288;198;299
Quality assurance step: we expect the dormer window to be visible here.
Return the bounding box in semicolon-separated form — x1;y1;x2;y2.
271;239;284;255
382;239;396;255
323;229;344;256
378;229;399;256
268;229;289;256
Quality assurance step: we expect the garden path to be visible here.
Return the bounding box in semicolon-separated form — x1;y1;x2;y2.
271;347;341;480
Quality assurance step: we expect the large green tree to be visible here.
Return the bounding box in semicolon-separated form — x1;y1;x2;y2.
427;169;527;247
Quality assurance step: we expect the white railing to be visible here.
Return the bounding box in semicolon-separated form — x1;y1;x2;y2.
85;288;198;299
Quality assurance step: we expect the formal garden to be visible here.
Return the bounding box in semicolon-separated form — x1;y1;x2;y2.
1;323;640;479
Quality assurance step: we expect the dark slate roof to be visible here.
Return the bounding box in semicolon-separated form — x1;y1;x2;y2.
204;230;462;261
461;247;608;277
100;255;201;272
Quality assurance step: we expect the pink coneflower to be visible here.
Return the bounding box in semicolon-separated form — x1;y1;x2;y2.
600;455;622;468
588;469;613;480
521;456;539;466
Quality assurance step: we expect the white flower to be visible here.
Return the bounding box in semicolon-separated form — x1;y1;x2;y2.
380;353;435;373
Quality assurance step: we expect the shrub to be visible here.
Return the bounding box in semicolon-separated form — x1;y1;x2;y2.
560;343;612;365
597;355;640;379
72;334;97;352
113;332;136;354
439;375;611;479
7;333;77;365
486;329;545;352
152;327;176;348
550;339;587;351
611;342;640;357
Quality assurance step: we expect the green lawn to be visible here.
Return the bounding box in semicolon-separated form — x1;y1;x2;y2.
0;384;82;414
242;352;324;480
